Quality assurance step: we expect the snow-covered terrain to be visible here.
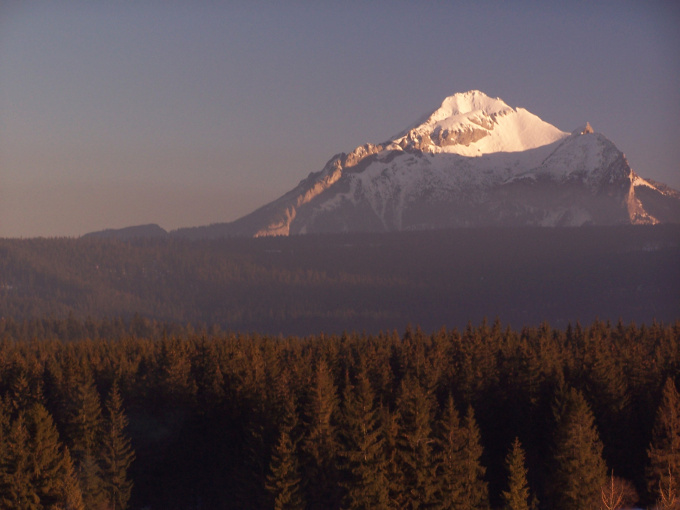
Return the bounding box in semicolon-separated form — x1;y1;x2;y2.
166;91;680;238
391;90;568;156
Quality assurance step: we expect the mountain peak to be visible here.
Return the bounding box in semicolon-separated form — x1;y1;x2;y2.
435;90;511;118
392;90;568;156
573;122;594;135
91;90;680;239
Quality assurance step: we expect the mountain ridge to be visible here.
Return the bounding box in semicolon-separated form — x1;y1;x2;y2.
85;91;680;239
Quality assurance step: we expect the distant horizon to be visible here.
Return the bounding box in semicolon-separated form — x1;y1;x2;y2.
1;1;678;237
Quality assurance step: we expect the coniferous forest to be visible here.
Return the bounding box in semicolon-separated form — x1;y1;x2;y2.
0;317;679;509
1;226;679;335
1;226;679;509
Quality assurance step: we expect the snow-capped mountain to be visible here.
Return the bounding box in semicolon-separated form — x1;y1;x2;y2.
170;91;680;238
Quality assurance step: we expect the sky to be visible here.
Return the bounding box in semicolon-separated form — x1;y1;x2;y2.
1;1;679;238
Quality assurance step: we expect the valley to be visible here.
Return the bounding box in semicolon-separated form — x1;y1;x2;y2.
2;225;678;335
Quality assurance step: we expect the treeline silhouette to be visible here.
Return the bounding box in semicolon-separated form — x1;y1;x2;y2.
1;316;679;509
1;225;679;335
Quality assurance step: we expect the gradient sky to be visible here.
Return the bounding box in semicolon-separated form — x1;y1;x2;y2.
1;1;679;237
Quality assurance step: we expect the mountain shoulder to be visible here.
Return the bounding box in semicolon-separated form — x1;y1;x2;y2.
82;224;168;240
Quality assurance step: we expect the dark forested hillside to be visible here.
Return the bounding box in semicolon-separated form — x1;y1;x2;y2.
0;319;679;509
1;226;678;335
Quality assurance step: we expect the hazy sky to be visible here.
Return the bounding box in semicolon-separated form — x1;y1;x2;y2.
1;1;679;237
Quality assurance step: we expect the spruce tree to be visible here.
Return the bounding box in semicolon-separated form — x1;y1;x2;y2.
379;403;402;508
26;403;72;507
67;376;106;509
78;450;106;509
501;438;530;510
551;387;607;510
394;374;436;509
432;394;465;510
458;406;489;510
8;370;43;415
339;368;389;510
68;377;103;455
100;383;135;510
584;326;631;471
647;377;680;504
10;403;85;509
266;390;304;510
301;358;341;509
60;447;86;510
0;414;40;509
266;426;304;510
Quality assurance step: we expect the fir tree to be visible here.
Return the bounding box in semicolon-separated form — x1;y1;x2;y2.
647;377;680;504
551;387;607;510
501;438;530;510
100;383;135;510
